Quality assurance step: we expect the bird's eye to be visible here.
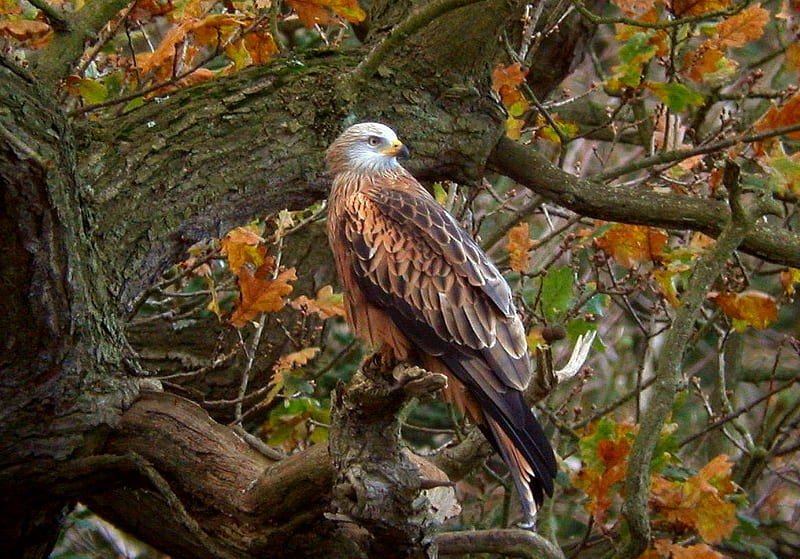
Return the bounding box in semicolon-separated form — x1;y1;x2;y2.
367;136;381;147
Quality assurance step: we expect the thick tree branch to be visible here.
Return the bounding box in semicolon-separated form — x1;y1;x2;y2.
77;53;505;310
88;390;340;558
87;364;457;559
488;136;800;268
436;528;565;558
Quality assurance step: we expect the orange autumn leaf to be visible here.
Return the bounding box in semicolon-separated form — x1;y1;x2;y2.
263;346;321;406
0;18;51;41
492;63;528;99
709;290;779;330
174;67;216;89
614;0;658;16
287;0;366;27
244;29;279;64
786;43;800;70
192;14;245;45
754;92;800;141
596;224;668;267
274;346;321;375
689;232;716;249
287;0;331;26
650;455;738;543
229;264;297;327
128;0;176;23
652;540;726;559
291;285;346;319
506;222;536;273
220;225;267;274
780;268;800;297
322;0;367;22
135;19;197;80
573;418;636;523
669;0;732;16
683;4;767;83
635;549;662;559
714;3;769;48
684;44;726;82
492;63;530;139
136;13;253;81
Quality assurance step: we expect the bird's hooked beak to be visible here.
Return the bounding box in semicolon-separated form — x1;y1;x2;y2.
383;139;411;160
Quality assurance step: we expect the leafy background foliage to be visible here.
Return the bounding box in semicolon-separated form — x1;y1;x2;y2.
4;0;797;557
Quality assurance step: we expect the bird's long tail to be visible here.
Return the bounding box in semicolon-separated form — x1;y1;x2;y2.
425;355;557;525
484;412;546;526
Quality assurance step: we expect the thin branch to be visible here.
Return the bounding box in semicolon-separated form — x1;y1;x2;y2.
572;376;657;431
680;375;799;447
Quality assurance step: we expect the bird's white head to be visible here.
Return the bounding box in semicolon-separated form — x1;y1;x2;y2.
326;122;410;176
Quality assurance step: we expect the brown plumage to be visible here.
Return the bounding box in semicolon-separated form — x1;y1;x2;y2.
325;122;557;525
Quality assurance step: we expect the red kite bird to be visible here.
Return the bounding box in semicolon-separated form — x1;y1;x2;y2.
326;122;557;525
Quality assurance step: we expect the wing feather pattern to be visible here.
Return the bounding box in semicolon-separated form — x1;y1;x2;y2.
337;174;557;519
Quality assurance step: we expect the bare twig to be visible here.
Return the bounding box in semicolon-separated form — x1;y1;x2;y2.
596;122;800;182
679;375;800;447
233;314;268;425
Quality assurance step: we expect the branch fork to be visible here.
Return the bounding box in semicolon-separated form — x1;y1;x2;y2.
329;358;454;557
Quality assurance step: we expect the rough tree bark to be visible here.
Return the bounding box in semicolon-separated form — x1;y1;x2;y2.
0;56;142;557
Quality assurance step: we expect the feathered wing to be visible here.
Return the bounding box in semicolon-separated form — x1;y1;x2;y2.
334;171;557;519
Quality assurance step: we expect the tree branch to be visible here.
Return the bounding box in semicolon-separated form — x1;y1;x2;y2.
88;390;338;558
330;360;454;557
432;427;493;481
618;163;759;558
488;136;800;268
27;0;70;31
436;528;565;558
